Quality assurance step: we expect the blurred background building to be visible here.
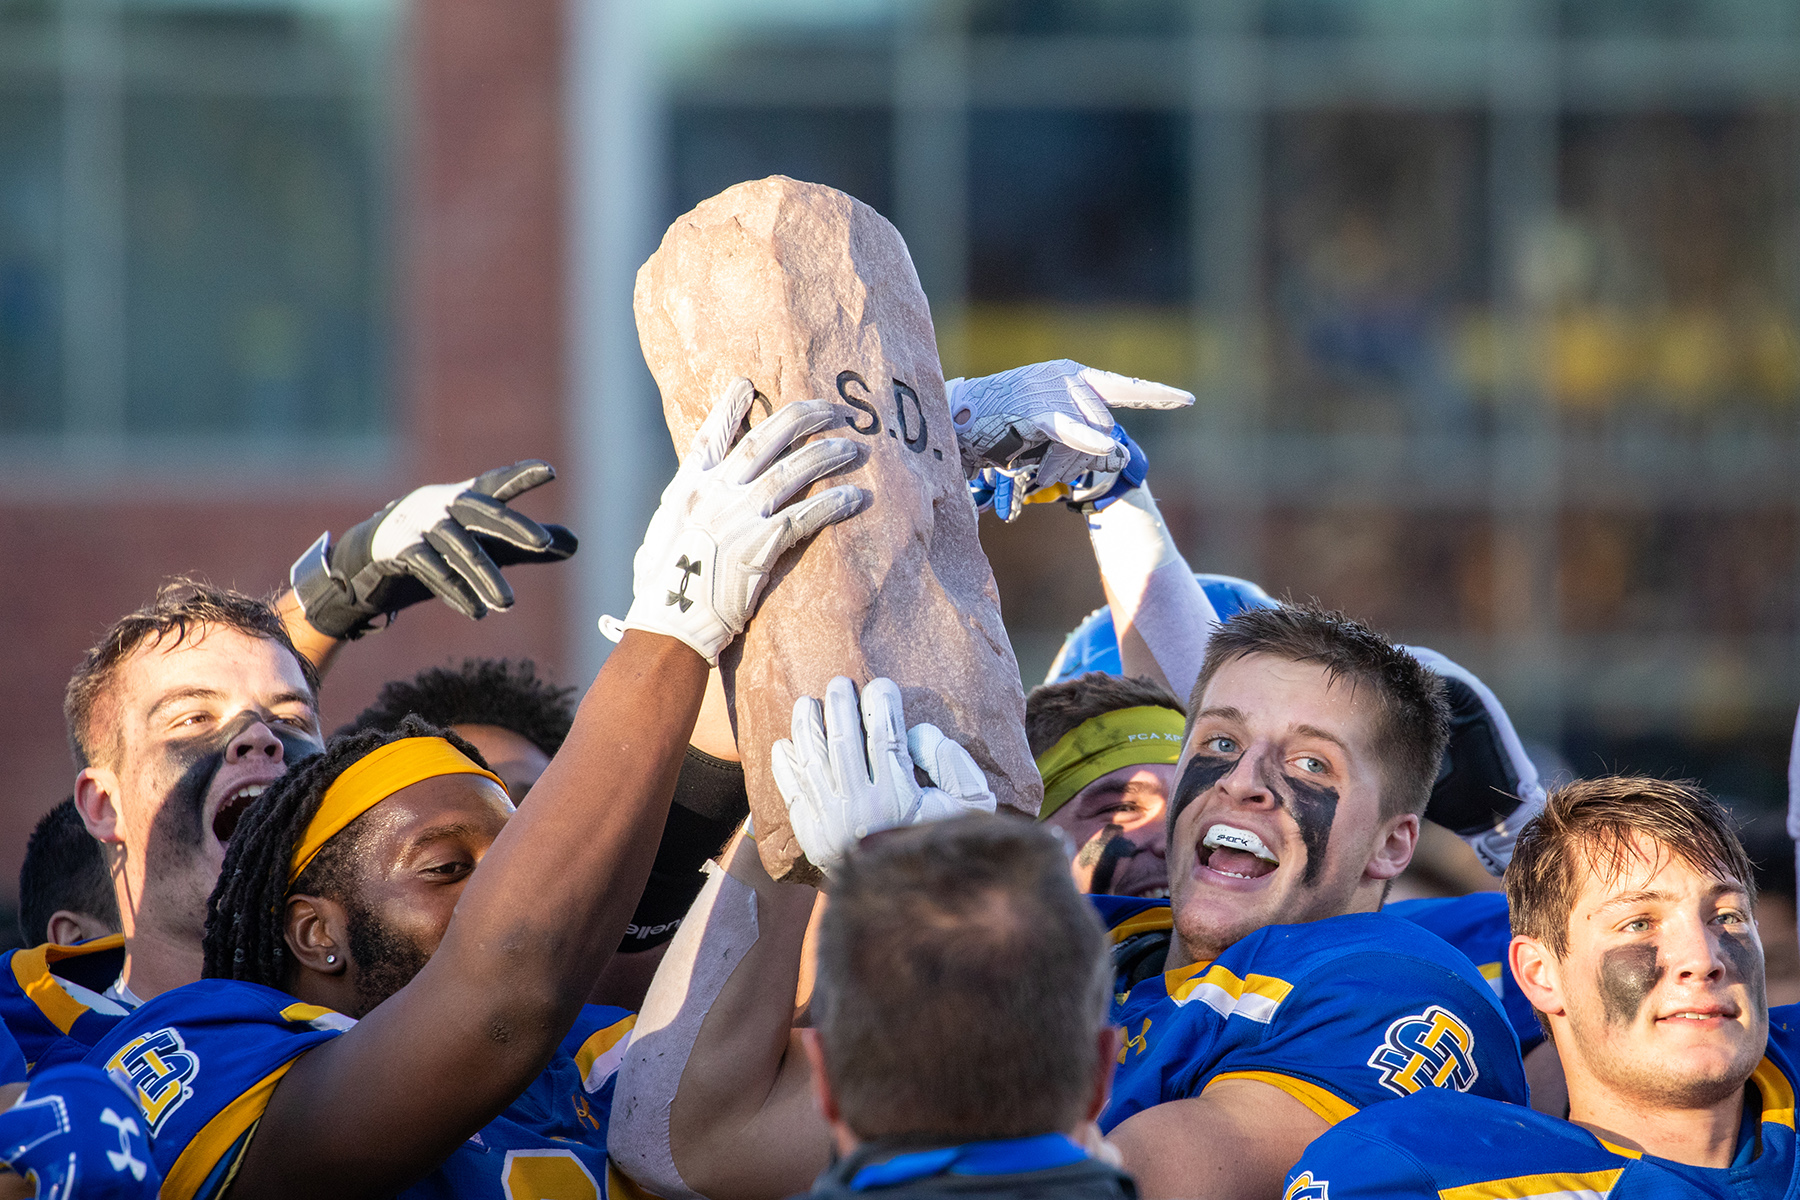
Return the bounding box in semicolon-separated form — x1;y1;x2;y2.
2;0;1798;913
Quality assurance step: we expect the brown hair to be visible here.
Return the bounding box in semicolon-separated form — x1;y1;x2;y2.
1191;603;1449;820
1506;776;1756;959
812;814;1112;1143
64;578;319;770
1026;672;1184;758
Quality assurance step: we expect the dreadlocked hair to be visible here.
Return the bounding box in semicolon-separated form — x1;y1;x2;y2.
202;715;492;990
336;659;575;757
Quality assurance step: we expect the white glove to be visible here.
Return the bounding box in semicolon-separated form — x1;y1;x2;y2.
615;379;863;664
771;676;997;874
947;359;1192;489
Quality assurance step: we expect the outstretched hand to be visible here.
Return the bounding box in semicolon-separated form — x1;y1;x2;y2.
291;460;577;639
950;359;1190;520
771;676;996;874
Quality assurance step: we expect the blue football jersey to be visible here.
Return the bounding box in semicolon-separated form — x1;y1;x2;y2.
0;936;131;1070
1388;892;1545;1055
1091;896;1528;1135
1287;1004;1800;1199
82;978;637;1200
0;1023;26;1087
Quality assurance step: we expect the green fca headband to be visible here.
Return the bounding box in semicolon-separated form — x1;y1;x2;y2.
1035;705;1187;820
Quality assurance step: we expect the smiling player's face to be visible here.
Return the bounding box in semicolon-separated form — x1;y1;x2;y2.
1165;654;1398;965
1545;840;1766;1111
332;773;514;1017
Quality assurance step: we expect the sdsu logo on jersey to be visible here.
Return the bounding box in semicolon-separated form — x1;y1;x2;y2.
1367;1005;1478;1097
106;1028;199;1134
1283;1172;1328;1200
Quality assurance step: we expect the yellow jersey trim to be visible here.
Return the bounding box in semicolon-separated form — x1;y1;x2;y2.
1168;962;1293;1024
1436;1167;1624;1199
277;1002;357;1034
11;935;125;1035
1109;909;1173;945
1591;1137;1642;1160
1478;961;1504;998
161;1060;296;1200
1753;1056;1796;1129
575;1014;637;1092
1205;1070;1358;1125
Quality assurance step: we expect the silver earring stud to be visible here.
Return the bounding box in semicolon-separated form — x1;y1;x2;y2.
325;955;337;965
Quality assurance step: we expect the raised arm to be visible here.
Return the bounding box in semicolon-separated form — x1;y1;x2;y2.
611;677;996;1200
1086;483;1218;701
278;459;579;675
234;383;863;1199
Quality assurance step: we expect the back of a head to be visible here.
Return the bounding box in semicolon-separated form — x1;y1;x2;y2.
812;815;1112;1144
19;798;120;946
1193;603;1450;820
1026;672;1184;759
63;578;317;770
338;659;575;756
1507;776;1755;960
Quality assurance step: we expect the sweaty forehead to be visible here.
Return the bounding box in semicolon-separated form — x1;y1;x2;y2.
1569;833;1748;913
346;773;514;866
102;626;312;753
1193;654;1375;746
118;627;309;707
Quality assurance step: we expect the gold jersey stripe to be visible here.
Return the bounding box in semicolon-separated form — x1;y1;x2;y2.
11;934;125;1035
1109;909;1174;945
1206;1070;1358;1125
162;1060;297;1200
576;1014;638;1093
1436;1168;1624;1200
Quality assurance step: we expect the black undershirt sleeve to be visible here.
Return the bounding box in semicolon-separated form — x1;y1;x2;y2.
617;745;748;954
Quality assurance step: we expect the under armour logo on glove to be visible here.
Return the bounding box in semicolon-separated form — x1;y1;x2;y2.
102;1107;148;1180
667;557;702;612
0;1064;164;1197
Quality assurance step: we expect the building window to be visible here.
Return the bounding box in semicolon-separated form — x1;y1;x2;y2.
0;0;396;443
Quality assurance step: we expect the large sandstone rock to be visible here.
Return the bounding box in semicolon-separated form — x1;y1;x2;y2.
635;176;1040;883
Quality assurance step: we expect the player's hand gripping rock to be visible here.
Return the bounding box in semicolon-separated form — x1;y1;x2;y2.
949;359;1192;519
291;461;577;638
0;1064;164;1198
771;676;997;874
618;379;863;664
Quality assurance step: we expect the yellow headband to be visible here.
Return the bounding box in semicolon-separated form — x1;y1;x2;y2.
288;737;506;885
1035;706;1186;821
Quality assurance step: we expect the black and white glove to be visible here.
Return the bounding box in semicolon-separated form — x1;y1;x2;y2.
613;379;863;664
1408;646;1547;876
771;676;996;875
291;461;576;639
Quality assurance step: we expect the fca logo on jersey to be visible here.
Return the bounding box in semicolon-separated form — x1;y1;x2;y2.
106;1028;200;1134
1367;1005;1478;1097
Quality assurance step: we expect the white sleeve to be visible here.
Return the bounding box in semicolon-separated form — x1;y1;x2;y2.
1085;484;1219;703
606;862;760;1200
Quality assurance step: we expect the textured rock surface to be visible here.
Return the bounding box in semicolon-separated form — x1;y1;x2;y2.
635;176;1040;882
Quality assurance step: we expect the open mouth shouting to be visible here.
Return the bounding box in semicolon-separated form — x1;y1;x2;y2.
210;781;270;845
1198;824;1281;882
